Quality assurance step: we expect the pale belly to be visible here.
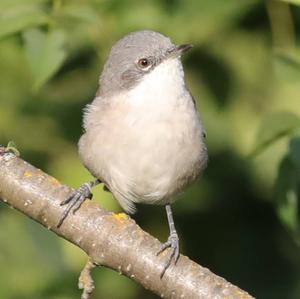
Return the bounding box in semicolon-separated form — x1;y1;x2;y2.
79;104;207;210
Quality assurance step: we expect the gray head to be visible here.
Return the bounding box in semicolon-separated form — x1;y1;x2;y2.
98;30;192;96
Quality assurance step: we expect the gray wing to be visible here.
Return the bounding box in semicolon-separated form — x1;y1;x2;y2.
189;91;207;139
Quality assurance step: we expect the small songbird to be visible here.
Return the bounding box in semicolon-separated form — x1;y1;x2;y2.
58;30;208;277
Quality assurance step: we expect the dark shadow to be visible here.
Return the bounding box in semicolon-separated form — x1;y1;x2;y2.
180;150;299;299
237;2;269;32
58;47;97;76
157;0;180;13
185;47;233;107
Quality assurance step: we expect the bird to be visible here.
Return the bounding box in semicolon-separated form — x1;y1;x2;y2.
57;30;208;277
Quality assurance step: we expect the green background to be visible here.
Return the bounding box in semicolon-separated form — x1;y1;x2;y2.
1;0;300;298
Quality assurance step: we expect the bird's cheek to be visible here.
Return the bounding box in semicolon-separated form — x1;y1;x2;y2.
121;69;141;89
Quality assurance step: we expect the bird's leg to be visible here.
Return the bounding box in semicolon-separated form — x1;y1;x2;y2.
57;179;101;228
157;204;180;278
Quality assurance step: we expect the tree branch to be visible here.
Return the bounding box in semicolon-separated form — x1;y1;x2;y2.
0;148;254;299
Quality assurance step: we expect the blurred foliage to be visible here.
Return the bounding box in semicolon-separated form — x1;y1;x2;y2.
1;0;300;298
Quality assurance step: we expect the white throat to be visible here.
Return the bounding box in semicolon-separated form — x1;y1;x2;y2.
126;58;187;108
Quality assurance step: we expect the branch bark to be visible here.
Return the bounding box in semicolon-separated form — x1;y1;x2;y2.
0;148;254;299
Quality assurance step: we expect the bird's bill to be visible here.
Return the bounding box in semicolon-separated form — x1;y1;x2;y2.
166;44;193;58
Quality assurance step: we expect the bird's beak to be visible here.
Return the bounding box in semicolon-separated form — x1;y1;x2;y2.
166;44;193;58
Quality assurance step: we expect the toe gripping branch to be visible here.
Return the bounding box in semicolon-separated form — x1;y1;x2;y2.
156;204;180;278
57;179;100;228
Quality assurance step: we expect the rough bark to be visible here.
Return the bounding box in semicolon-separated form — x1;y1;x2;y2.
0;148;255;299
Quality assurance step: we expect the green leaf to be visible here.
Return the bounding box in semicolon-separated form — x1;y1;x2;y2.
274;156;299;234
23;28;67;90
280;0;300;5
0;3;49;39
0;0;47;11
61;3;99;23
274;50;300;82
251;112;300;156
276;51;300;72
289;137;300;169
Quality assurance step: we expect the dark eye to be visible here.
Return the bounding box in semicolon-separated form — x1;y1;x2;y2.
138;58;150;69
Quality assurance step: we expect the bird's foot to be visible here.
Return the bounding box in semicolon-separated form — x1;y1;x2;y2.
57;182;93;228
157;232;180;278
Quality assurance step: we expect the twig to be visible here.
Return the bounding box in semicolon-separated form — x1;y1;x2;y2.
79;258;96;299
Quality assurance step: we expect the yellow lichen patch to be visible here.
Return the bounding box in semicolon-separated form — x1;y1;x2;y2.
113;212;128;223
49;177;60;186
23;171;33;177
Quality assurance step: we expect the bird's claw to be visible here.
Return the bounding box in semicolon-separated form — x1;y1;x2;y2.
57;183;93;228
157;232;180;278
